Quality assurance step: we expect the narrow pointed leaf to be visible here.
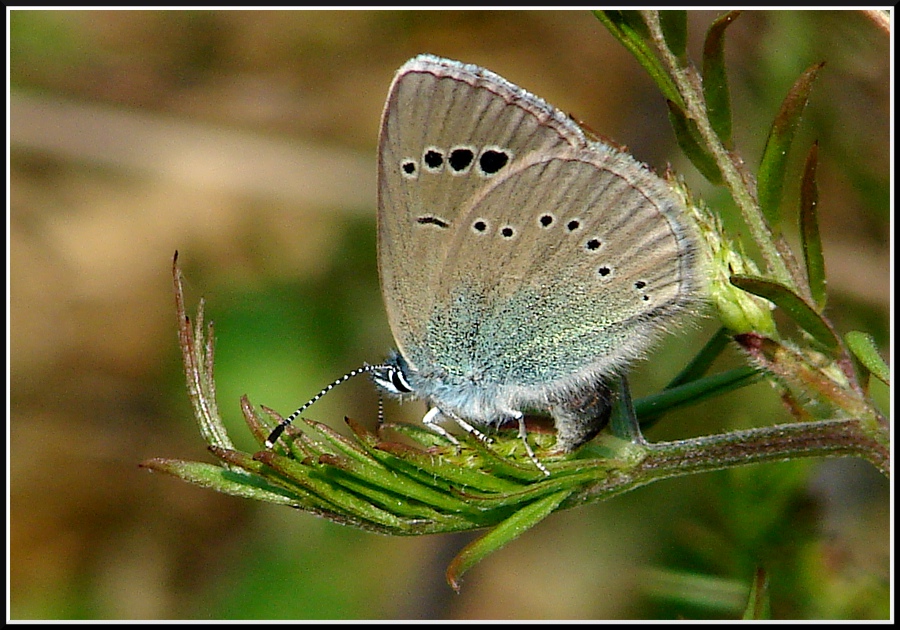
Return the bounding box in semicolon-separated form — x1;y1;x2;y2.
306;418;372;460
374;441;525;495
702;11;741;146
668;327;733;387
637;366;761;427
757;62;825;229
313;454;469;524
845;331;890;386
446;489;573;592
742;567;771;619
594;10;684;107
343;418;496;501
667;100;723;183
643;568;751;612
350;434;456;494
140;457;305;506
254;450;409;529
453;469;600;510
313;445;485;517
462;435;550;482
241;399;280;447
658;10;688;63
799;142;827;309
173;254;233;451
619;10;652;38
378;420;458;450
730;274;839;350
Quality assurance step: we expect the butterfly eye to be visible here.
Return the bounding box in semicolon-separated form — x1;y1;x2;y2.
389;366;413;394
372;364;414;395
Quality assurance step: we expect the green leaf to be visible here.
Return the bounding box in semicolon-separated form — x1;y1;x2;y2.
668;327;732;387
445;489;573;592
346;417;529;496
140;456;306;507
636;366;761;427
799;142;827;309
702;11;741;146
594;10;684;108
313;455;471;524
254;449;409;529
643;568;752;612
378;419;457;450
372;440;525;495
173;253;233;451
742;567;771;620
757;62;825;229
296;432;479;517
729;274;839;350
658;10;688;63
667;100;723;184
636;327;746;430
465;434;552;482
614;9;651;38
845;331;890;386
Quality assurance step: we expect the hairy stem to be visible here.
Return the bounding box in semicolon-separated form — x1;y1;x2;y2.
640;11;796;288
569;417;888;509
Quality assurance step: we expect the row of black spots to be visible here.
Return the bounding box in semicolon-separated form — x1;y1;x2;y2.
400;146;512;179
536;213;603;253
536;213;582;232
595;266;652;301
634;279;651;302
470;219;517;240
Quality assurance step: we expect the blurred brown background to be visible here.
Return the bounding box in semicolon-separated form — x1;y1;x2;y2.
9;9;890;620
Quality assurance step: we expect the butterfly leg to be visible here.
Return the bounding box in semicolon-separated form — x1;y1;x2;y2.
548;381;614;453
512;411;550;476
422;406;499;446
421;407;461;446
444;410;493;444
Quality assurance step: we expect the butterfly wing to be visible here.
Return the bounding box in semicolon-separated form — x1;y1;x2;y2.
378;54;701;408
437;146;700;389
377;55;586;369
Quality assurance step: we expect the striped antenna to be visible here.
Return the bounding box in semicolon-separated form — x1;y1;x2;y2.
265;364;385;447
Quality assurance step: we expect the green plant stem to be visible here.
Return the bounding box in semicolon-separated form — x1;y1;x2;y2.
640;11;796;289
569;417;888;508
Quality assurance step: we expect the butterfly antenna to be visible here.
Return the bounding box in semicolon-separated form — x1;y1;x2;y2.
265;364;382;447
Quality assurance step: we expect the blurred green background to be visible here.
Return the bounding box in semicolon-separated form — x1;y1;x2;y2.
9;9;890;620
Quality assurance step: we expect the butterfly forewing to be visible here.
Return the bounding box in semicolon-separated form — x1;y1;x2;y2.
377;55;585;368
377;54;699;388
